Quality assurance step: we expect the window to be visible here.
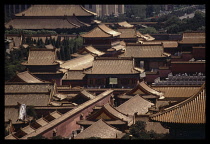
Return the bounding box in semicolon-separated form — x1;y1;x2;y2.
89;4;92;9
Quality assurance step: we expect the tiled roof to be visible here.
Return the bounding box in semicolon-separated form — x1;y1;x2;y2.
152;86;201;100
126;81;164;99
5;134;18;140
116;95;154;115
62;70;85;80
81;24;121;38
78;45;105;56
5;94;51;106
162;41;178;48
117;21;134;28
87;103;133;125
15;5;96;16
8;71;45;83
85;58;142;74
5;83;54;93
22;48;58;65
5;18;78;29
75;119;124;139
21;126;36;134
117;28;137;38
67;15;90;27
5;107;20;123
60;54;94;70
19;89;113;139
119;44;168;58
179;32;205;44
150;84;206;124
80;90;95;99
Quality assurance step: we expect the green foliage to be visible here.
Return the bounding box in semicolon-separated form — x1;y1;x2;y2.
139;27;159;34
5;47;28;81
5;29;57;35
122;121;169;139
26;105;37;119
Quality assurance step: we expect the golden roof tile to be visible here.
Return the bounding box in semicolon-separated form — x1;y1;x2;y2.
5;18;79;29
126;81;164;99
60;54;94;70
75;119;124;139
85;58;141;74
119;44;168;58
23;48;58;65
116;94;154;115
150;84;206;124
81;24;121;38
15;5;96;17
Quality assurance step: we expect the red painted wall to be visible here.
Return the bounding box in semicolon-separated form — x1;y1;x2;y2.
171;62;205;74
192;48;205;60
41;92;112;139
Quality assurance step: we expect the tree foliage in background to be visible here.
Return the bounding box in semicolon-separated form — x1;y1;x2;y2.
122;121;169;139
138;27;159;34
5;47;28;81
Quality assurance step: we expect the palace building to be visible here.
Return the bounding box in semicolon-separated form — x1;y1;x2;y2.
5;5;96;30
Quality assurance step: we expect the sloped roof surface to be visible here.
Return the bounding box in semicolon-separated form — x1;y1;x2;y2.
88;103;133;124
5;94;51;106
63;70;85;80
116;95;154;115
150;84;206;124
81;24;121;38
78;45;105;56
5;107;19;123
117;21;134;28
60;54;94;70
117;28;137;38
119;45;167;58
75;119;124;139
23;48;57;65
127;81;164;97
5;18;78;29
85;58;141;74
80;90;95;99
15;5;96;16
152;86;201;99
5;83;54;93
179;32;205;44
9;71;45;83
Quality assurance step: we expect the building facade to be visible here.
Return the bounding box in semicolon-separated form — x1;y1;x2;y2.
83;5;124;17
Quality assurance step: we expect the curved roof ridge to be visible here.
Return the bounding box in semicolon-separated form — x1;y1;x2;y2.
79;5;97;16
116;94;154;115
164;83;205;111
16;71;46;83
80;25;112;38
150;83;206;123
98;24;121;37
84;45;105;56
75;119;122;139
126;81;164;98
15;5;96;17
104;103;131;117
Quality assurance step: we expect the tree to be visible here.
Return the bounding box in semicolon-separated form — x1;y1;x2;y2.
121;121;169;139
139;27;159;34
